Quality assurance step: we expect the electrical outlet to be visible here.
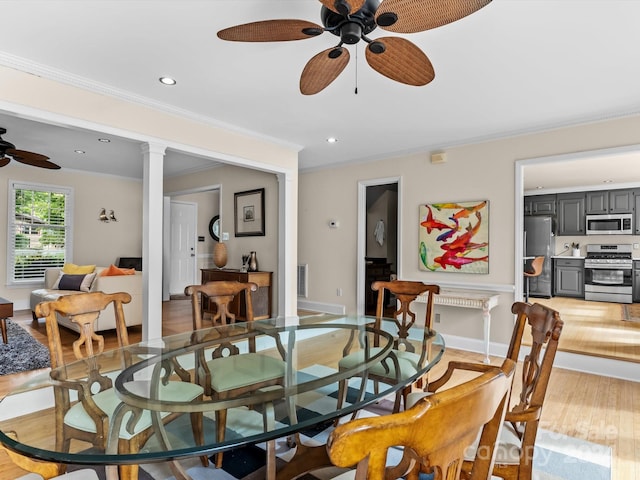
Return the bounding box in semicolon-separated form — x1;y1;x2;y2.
634;243;639;249
336;288;342;297
435;313;441;323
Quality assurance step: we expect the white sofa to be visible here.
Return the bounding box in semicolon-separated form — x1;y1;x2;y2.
30;267;143;332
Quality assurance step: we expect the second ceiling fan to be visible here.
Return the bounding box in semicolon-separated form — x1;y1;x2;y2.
217;0;492;95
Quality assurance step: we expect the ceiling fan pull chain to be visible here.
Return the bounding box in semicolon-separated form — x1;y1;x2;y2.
354;45;358;94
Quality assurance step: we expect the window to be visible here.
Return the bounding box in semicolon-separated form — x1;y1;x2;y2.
7;181;73;285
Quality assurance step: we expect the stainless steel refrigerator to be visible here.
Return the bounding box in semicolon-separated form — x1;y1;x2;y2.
524;216;555;298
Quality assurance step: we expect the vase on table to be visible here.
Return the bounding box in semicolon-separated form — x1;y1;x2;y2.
213;242;227;269
248;251;258;272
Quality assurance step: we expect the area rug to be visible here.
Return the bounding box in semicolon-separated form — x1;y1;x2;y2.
622;303;640;322
140;365;612;480
0;319;50;375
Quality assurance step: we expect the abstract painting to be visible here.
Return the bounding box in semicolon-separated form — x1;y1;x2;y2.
419;200;489;273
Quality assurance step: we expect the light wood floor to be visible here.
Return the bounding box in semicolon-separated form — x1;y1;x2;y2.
1;300;639;479
529;296;640;362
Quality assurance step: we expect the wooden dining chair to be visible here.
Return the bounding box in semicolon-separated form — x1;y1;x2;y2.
35;291;206;480
327;358;516;480
184;281;287;468
406;301;564;480
523;256;544;302
336;280;440;413
472;301;564;480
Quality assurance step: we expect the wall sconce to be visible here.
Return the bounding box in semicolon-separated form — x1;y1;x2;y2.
99;208;118;222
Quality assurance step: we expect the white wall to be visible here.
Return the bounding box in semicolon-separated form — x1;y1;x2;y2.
165;164;280;311
299;114;640;348
0;164;143;308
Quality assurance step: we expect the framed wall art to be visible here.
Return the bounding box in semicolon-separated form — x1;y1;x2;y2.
418;200;489;273
234;188;265;237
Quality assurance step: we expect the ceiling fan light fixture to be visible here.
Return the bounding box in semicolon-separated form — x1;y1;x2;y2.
341;22;363;44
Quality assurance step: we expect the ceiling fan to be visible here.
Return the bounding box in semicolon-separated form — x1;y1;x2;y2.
217;0;492;95
0;127;60;170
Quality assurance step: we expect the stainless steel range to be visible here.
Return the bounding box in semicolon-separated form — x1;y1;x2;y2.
584;244;633;304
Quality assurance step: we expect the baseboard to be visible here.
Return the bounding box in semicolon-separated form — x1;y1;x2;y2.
297;299;346;315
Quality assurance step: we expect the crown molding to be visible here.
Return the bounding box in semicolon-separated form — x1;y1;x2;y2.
0;51;303;153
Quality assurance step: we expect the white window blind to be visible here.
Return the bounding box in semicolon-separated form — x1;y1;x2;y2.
7;181;73;285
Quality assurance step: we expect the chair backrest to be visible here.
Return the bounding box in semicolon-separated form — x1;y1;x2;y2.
35;291;132;368
184;281;257;329
372;280;439;352
524;256;544;277
505;301;563;444
328;359;516;480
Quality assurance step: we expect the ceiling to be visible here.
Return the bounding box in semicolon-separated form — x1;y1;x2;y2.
1;0;640;187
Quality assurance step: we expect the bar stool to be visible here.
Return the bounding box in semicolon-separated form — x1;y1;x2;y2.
524;256;544;302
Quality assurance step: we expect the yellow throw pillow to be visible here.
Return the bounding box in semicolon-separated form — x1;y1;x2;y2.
62;263;96;274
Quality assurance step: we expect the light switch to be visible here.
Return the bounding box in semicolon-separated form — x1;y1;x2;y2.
221;232;229;241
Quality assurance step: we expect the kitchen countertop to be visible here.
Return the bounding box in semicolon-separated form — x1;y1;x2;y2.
552;255;586;259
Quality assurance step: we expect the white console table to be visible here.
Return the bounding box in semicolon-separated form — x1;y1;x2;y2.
416;289;500;363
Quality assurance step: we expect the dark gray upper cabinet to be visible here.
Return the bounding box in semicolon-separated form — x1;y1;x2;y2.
609;189;635;213
586;189;635;214
635;193;640;234
557;192;585;235
525;194;556;216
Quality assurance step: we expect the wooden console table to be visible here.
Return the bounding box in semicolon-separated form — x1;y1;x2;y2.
201;269;272;320
416;289;500;363
0;297;14;344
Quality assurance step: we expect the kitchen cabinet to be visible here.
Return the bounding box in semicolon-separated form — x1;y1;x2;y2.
634;261;640;303
200;269;272;320
586;189;635;214
557;192;585;235
635;193;640;234
554;258;584;298
524;194;556;216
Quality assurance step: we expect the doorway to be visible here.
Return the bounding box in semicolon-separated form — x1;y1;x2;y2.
357;178;401;315
516;145;640;363
169;201;197;295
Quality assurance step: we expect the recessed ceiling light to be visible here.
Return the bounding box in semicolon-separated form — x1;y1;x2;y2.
603;179;613;183
326;137;338;144
98;138;111;143
159;76;177;86
74;149;85;154
536;186;544;189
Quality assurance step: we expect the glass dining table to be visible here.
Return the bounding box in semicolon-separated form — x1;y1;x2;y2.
0;313;445;480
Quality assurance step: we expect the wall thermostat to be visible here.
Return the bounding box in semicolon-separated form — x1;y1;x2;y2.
329;220;339;228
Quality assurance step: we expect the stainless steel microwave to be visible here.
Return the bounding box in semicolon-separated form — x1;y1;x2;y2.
586;213;633;235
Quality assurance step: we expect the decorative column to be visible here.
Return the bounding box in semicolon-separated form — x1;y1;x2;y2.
141;142;166;341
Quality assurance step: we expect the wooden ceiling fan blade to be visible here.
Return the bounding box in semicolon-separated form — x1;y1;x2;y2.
300;47;350;95
365;37;434;86
8;149;61;170
318;0;366;15
217;19;324;42
0;157;10;168
376;0;492;33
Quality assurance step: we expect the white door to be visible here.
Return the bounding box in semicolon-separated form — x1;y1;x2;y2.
169;201;197;295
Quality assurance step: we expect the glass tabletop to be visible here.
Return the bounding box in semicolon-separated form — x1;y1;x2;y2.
0;313;445;465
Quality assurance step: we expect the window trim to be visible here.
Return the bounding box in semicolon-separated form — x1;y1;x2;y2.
7;180;74;286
